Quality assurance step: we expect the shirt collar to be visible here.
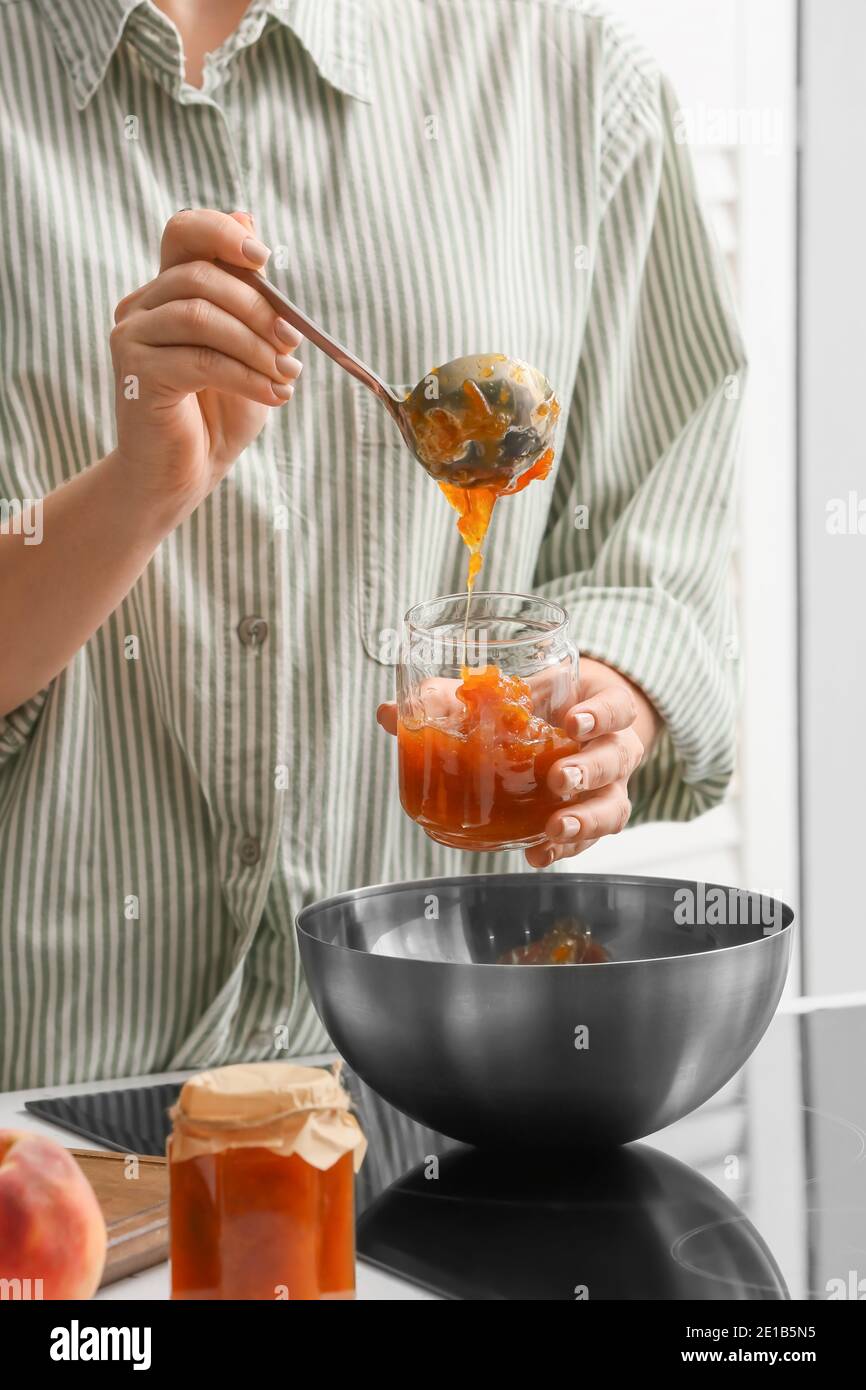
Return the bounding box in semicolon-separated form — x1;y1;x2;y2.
36;0;372;110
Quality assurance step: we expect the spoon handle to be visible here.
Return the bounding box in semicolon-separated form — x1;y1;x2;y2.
215;260;403;415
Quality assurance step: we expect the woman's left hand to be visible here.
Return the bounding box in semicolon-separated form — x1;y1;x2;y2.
525;658;659;868
377;656;660;868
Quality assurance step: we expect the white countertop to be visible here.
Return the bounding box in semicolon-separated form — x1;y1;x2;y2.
0;1066;436;1302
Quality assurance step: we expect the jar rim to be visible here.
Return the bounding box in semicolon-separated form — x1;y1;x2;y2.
404;591;569;649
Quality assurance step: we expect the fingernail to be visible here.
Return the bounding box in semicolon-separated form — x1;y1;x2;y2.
557;765;583;795
575;712;595;736
272;381;294;400
554;815;581;841
275;353;298;377
275;318;302;346
537;849;555;868
242;236;271;265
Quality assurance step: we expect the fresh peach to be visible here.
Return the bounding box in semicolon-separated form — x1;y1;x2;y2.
0;1130;107;1300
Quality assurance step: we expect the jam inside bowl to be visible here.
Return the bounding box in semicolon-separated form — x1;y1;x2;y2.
296;874;794;1149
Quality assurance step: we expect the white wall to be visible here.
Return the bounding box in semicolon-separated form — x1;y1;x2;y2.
581;2;799;978
799;0;866;995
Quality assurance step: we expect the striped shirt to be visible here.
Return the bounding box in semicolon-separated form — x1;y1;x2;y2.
0;0;745;1089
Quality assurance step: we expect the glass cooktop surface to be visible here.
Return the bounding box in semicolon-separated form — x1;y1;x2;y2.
26;1005;866;1300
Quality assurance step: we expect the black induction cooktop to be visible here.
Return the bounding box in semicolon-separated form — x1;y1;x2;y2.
25;1004;866;1300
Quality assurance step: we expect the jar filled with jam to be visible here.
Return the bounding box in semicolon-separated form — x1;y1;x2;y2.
397;593;580;851
168;1062;366;1301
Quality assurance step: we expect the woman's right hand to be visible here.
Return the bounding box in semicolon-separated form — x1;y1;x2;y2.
110;208;303;525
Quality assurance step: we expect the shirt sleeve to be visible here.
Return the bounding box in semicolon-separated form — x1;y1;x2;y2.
534;56;746;826
0;688;50;766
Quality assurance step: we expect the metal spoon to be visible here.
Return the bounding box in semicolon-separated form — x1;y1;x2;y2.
217;261;559;488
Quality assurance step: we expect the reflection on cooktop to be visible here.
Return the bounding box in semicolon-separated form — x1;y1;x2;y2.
362;1143;786;1300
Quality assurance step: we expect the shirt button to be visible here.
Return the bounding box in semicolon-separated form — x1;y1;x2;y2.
239;837;261;866
238;615;268;649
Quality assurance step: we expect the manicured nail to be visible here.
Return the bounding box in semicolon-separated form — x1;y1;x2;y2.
557;764;583;796
575;712;595;736
275;353;299;377
275;318;302;346
242;236;270;265
554;815;581;841
272;381;294;400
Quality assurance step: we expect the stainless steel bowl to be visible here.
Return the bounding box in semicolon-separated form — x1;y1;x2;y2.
296;873;794;1148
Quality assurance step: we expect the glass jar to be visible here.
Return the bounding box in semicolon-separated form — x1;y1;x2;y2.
397;592;580;851
168;1062;366;1301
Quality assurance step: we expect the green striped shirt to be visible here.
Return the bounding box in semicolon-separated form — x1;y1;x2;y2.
0;0;745;1088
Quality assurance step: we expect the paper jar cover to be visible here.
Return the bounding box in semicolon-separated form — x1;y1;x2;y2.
168;1061;367;1172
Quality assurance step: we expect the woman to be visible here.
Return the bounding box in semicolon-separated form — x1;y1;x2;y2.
0;0;743;1088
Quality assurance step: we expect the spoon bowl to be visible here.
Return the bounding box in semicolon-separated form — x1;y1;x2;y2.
398;353;559;488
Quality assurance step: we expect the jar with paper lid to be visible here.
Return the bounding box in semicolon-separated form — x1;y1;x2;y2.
168;1061;366;1300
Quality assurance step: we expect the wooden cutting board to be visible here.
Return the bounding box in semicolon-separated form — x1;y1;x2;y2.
72;1149;168;1288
